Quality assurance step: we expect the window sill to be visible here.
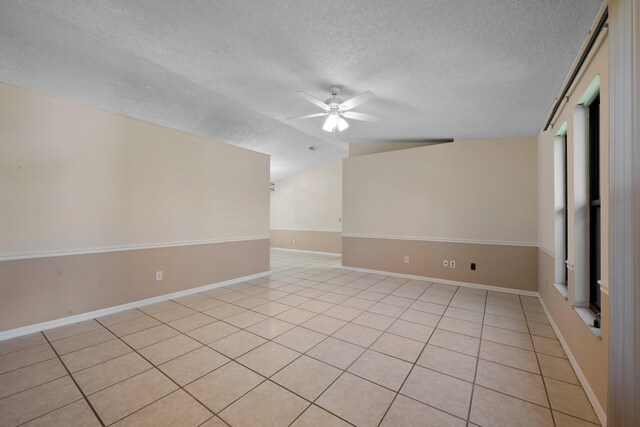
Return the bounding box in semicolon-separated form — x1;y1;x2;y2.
553;282;568;300
573;307;602;338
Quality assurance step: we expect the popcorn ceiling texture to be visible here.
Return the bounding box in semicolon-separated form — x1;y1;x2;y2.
0;0;600;179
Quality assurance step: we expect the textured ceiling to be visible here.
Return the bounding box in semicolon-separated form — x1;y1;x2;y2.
0;0;601;180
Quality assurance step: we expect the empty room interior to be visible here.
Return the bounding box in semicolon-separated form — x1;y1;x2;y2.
1;1;639;426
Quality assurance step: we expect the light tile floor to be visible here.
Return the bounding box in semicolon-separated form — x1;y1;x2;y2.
0;249;601;426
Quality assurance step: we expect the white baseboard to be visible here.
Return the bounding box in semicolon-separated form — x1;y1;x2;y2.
538;297;607;426
0;270;271;342
271;247;342;257
342;266;539;297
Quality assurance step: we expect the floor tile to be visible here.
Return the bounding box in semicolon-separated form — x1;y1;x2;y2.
199;417;229;427
0;376;82;427
21;399;100;427
246;318;296;339
121;324;180;349
545;378;599;423
186;321;240;344
224;310;268;329
428;329;480;356
138;300;182;315
209;330;267;358
368;302;407;318
278;294;311;307
0;358;67;399
370;332;424;362
0;343;56;374
271;355;341;401
253;301;294;316
525;311;551;325
479;340;540;373
301;315;347;335
317;292;350;304
88;369;177;425
291;405;352;427
138;334;201;365
400;365;472;419
50;328;115;355
341;297;376;310
44;320;104;342
417;344;477;382
352;311;395;330
236;341;300;377
151;306;197;323
381;394;466;427
0;333;47;357
185;361;264;412
387;319;434;342
482;325;533;350
307;337;366;369
234;296;270;309
60;339;132;373
532;336;567;358
202;303;246;319
528;322;558;339
333;323;382;347
445;307;484;324
275;307;318;324
220;381;308;427
323;305;363;321
273;326;327;352
475;359;548;406
348;349;412;390
96;309;146;327
167;313;216;333
159;346;229;386
537;353;579;384
553;410;601;426
317;373;396;427
410;300;447;315
297;299;335;313
470;385;554;427
438;316;482;338
483;313;529;333
113;389;212;427
400;309;441;327
108;316;162;337
73;352;151;395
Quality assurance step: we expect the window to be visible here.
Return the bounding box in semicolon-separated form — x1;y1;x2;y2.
553;128;568;294
588;94;601;314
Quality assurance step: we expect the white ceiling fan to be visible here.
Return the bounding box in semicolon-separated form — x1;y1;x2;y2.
287;86;379;134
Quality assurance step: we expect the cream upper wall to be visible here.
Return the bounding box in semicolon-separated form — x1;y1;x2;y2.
343;138;538;244
270;159;342;232
0;83;270;257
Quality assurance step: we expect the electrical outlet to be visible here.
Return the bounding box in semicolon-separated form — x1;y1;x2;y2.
471;263;476;270
404;256;410;264
155;271;163;281
450;260;456;269
443;260;448;267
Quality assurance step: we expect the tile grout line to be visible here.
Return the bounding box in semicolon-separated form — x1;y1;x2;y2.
39;331;107;427
464;286;488;425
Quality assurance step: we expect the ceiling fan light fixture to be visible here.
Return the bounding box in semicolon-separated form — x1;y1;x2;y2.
322;113;339;132
337;117;349;131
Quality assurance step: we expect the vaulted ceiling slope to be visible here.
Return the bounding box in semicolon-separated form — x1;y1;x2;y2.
0;0;601;180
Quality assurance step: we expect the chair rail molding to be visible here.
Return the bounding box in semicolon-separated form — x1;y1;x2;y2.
608;0;639;425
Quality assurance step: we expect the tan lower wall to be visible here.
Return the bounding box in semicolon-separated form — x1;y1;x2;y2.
0;239;270;331
270;230;342;254
537;249;608;416
342;237;537;291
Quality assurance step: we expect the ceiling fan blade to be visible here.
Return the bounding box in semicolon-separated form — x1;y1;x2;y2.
297;92;330;111
286;112;328;120
339;91;375;111
342;111;380;122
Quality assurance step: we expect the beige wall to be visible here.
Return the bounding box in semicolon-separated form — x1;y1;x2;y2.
0;239;269;331
344;237;537;291
271;230;341;254
536;29;609;417
349;141;441;157
342;138;538;289
343;138;538;244
0;83;270;331
271;159;342;252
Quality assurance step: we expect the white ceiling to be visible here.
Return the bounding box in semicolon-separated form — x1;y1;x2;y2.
0;0;601;180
